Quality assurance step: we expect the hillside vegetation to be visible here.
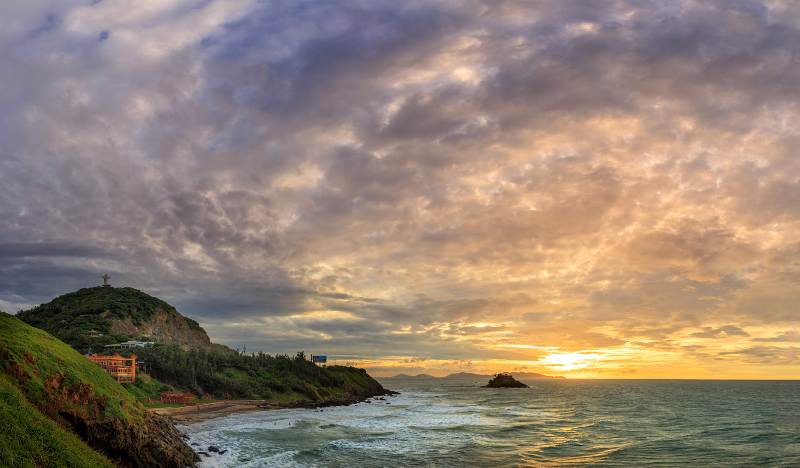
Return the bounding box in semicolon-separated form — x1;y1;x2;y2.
17;286;211;352
0;374;113;468
16;286;394;406
0;312;197;467
138;346;389;403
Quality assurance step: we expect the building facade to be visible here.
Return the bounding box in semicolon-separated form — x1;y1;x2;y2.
86;353;137;383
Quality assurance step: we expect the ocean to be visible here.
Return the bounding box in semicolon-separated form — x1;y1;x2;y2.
183;377;800;467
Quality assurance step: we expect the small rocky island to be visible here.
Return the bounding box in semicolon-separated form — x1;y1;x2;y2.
484;373;529;388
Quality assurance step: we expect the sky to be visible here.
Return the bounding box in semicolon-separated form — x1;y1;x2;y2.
1;0;799;378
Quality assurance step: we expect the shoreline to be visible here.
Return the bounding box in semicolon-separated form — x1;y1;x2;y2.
150;400;271;424
160;392;397;463
151;391;400;424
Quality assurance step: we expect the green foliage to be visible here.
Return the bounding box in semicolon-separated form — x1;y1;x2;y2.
135;345;386;402
124;373;175;402
20;286;173;324
16;286;203;353
0;374;114;468
12;285;389;408
0;312;153;466
0;313;143;422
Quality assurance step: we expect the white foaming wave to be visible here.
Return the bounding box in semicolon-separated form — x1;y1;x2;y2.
188;424;312;468
196;451;238;468
183;393;462;466
188;431;242;468
198;449;311;468
334;405;482;432
246;450;310;468
183;416;301;467
188;409;304;430
328;436;418;455
326;425;475;455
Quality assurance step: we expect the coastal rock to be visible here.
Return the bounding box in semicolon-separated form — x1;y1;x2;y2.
58;404;199;467
484;373;529;388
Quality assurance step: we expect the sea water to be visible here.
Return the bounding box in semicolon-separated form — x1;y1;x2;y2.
183;378;800;467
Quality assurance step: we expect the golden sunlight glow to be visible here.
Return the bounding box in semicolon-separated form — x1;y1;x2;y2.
539;352;603;371
16;0;800;382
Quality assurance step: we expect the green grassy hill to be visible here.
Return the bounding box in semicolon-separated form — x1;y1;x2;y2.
17;286;211;353
0;312;197;467
0;374;113;468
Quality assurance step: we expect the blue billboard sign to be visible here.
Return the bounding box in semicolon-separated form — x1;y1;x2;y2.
312;355;327;363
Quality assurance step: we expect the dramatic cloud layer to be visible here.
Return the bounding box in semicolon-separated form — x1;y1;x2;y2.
2;0;799;377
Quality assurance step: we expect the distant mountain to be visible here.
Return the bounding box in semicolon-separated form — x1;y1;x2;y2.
386;371;565;380
391;373;437;379
17;286;212;353
448;371;564;380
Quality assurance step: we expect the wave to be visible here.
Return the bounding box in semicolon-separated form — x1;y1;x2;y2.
184;380;800;467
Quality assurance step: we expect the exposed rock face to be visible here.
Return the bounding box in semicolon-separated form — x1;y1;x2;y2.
108;307;211;350
484;373;529;388
71;408;198;467
106;412;198;467
32;370;198;467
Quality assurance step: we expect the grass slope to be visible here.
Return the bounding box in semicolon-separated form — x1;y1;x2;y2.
0;311;140;421
0;312;197;467
0;374;113;468
13;285;392;408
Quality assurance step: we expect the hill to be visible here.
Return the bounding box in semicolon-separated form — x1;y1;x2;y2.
17;286;212;353
0;312;197;466
16;286;395;406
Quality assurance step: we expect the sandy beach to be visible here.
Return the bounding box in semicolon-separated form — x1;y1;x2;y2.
149;393;392;423
149;400;278;424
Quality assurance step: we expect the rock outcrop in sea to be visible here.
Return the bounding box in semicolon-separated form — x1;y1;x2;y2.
484;373;529;388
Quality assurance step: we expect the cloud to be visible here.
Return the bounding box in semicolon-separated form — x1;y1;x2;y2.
718;346;800;366
0;242;108;259
1;0;800;376
753;330;800;343
690;325;750;339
